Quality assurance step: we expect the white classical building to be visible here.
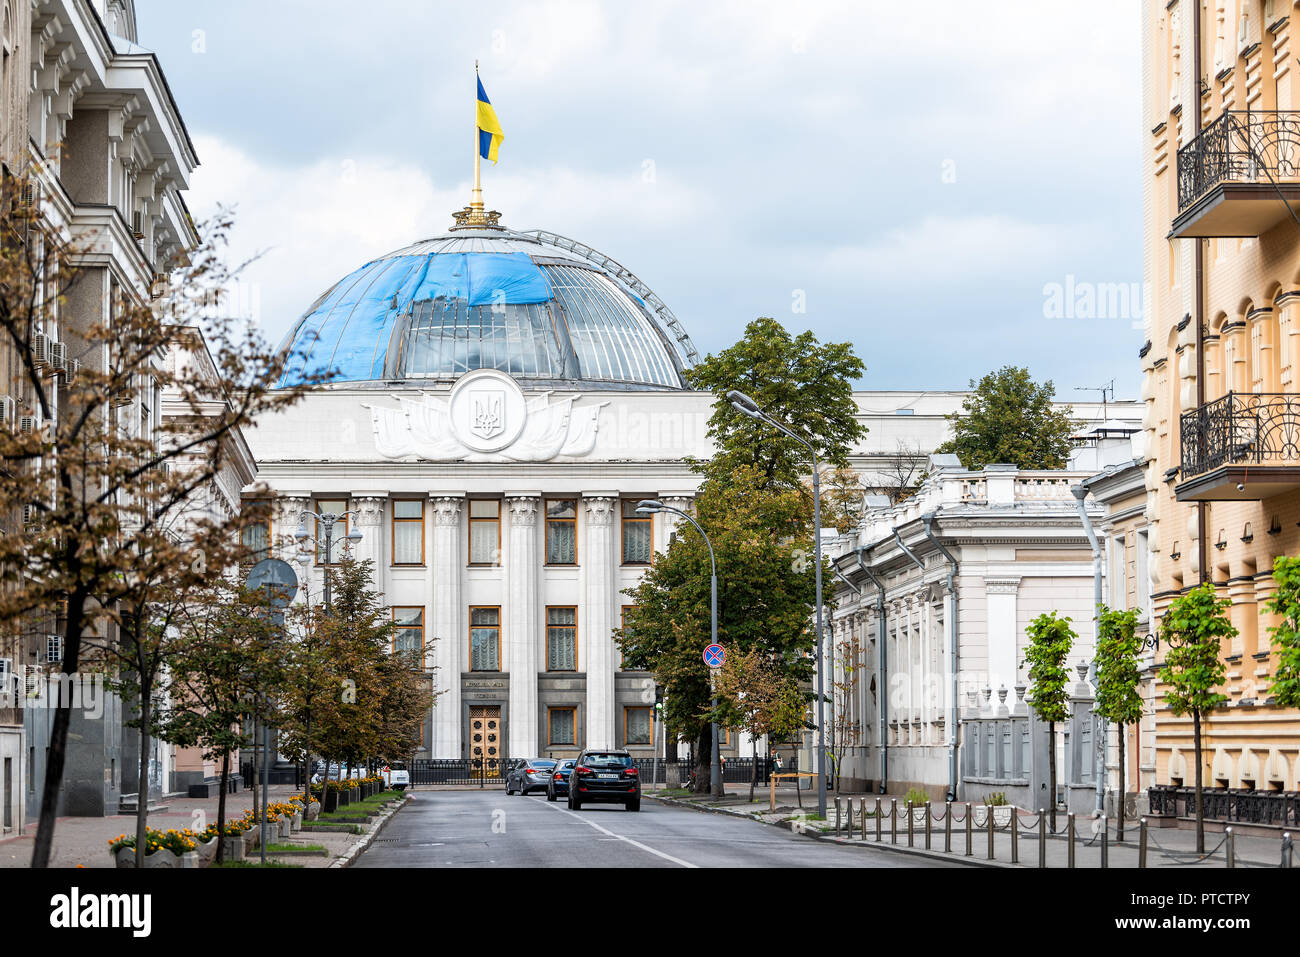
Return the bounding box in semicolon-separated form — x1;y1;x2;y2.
245;213;1140;767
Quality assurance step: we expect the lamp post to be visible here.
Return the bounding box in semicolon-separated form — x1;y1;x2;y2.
636;499;722;798
293;508;364;612
725;389;828;817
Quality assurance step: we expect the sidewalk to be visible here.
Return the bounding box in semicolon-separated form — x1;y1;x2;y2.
644;786;1296;869
0;785;408;868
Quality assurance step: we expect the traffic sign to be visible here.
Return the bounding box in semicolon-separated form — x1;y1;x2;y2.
703;644;725;668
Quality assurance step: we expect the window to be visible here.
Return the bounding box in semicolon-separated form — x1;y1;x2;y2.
392;607;424;657
545;499;577;564
1136;529;1151;620
546;607;577;671
468;500;500;565
625;707;652;746
470;606;500;671
314;499;348;565
240;500;271;563
46;635;62;663
1111;535;1127;608
621;499;652;564
391;500;424;565
548;707;576;746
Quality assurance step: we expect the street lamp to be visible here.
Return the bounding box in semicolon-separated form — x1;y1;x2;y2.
293;508;364;611
636;498;722;798
725;389;828;817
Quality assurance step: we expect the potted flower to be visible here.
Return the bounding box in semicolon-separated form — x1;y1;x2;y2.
304;796;321;821
109;828;198;869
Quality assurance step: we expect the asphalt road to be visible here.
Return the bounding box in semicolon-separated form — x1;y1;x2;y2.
353;790;959;868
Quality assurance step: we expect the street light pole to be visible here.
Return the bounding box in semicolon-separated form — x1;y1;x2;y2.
726;390;827;818
636;500;722;798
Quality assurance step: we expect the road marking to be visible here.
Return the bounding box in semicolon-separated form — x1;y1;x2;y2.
545;801;698;868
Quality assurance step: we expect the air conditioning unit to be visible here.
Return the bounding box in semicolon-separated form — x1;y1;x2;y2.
48;341;66;374
0;658;10;679
21;502;39;525
18;415;37;435
131;210;145;240
63;358;80;380
0;395;14;426
31;332;50;369
46;635;62;663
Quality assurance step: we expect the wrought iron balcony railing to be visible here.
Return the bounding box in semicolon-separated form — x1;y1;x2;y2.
1177;110;1300;212
1180;391;1300;477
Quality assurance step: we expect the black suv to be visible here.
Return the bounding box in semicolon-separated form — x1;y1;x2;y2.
568;750;640;812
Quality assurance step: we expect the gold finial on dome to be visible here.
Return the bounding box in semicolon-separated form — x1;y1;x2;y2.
450;205;503;230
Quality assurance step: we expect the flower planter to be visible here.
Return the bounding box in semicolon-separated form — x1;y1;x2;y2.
291;812;303;832
324;791;339;813
350;787;361;803
305;802;321;821
336;790;351;807
114;846;183;869
279;818;293;839
195;836;219;865
973;805;1014;829
221;836;246;862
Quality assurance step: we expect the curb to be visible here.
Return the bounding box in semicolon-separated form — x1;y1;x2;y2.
646;795;992;867
334;796;412;868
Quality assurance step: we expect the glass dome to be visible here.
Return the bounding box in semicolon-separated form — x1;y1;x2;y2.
275;226;697;391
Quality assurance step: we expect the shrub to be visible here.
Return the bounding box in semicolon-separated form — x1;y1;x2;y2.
903;787;929;807
982;792;1008;807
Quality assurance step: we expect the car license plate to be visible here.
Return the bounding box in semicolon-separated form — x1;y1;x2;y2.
598;773;618;779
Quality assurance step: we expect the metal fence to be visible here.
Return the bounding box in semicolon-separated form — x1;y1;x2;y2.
410;758;514;786
1148;785;1300;827
633;757;773;786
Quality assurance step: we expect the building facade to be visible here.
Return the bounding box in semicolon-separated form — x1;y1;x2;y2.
1142;0;1300;795
249;215;1139;772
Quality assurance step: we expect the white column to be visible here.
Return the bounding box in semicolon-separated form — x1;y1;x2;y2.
985;577;1021;699
505;494;540;757
431;496;465;757
582;494;618;749
275;494;312;563
657;492;695;549
350;494;386;588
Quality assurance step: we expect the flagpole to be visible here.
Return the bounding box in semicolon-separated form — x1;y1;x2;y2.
472;60;483;211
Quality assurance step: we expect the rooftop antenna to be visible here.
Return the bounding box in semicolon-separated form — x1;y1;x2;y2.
1074;380;1114;425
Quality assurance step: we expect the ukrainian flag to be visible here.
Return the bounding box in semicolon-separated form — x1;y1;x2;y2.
477;76;504;164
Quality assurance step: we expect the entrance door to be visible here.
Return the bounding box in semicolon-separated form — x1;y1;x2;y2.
469;706;502;779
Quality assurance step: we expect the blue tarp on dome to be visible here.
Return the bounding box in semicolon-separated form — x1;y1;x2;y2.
281;252;552;384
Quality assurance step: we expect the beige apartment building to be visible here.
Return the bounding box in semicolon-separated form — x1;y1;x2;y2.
1142;0;1300;804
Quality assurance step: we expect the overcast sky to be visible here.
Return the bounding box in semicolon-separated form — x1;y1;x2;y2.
135;0;1143;396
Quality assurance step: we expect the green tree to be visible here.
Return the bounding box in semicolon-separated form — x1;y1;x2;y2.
1024;611;1075;831
713;645;807;801
1094;605;1143;841
1159;583;1232;852
621;319;866;792
1264;555;1300;708
935;365;1077;470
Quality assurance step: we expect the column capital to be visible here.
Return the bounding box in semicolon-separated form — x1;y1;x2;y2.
352;495;387;528
431;495;465;527
506;495;540;526
583;494;619;526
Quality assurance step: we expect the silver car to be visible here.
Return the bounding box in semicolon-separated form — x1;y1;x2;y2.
505;759;557;795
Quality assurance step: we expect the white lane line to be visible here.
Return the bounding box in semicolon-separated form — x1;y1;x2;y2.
544;800;698;868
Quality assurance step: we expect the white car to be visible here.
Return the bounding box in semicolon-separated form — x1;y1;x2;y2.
382;765;410;790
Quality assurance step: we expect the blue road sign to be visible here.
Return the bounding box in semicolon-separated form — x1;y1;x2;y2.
703;644;725;668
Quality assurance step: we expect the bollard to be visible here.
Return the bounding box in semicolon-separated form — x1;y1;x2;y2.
924;801;932;850
1067;813;1075;869
875;797;882;842
1282;832;1293;868
986;805;994;861
834;798;841;835
891;799;898;844
1010;808;1019;864
861;798;867;840
907;801;915;847
1225;827;1234;869
1100;814;1109;869
1139;818;1147;868
944;801;952;853
1038;809;1046;869
846;798;854;840
965;802;973;856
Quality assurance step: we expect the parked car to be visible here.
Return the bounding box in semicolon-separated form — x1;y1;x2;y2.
567;750;639;811
506;759;557;795
546;759;577;801
382;762;410;791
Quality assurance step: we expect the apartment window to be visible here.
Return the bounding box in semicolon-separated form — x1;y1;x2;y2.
391;500;425;565
468;500;500;565
470;606;500;671
1111;535;1127;608
621;499;652;565
625;707;652;746
240;500;271;563
314;499;348;565
46;635;62;663
546;607;577;671
545;499;577;564
392;607;424;657
548;707;577;746
1136;529;1151;619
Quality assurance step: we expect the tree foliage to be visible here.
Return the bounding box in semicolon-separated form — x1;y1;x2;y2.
1158;584;1231;719
935;365;1077;470
1264;555;1300;709
1094;606;1144;726
1023;611;1075;723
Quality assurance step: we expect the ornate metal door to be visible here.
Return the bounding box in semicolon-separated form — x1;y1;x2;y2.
469;706;502;778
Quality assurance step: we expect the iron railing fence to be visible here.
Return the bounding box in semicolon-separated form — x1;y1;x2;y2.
1180;391;1300;477
1148;785;1300;827
631;757;774;786
1177;110;1300;211
409;757;515;786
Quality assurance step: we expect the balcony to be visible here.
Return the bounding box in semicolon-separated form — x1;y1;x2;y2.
1172;111;1300;238
1176;392;1300;501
